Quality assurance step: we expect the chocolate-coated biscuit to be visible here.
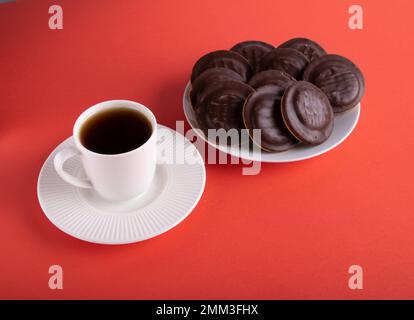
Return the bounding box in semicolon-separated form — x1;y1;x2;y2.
196;80;254;133
259;48;309;79
303;54;365;112
243;85;298;152
281;81;333;145
279;37;326;61
190;67;244;108
231;40;274;72
248;69;296;89
191;50;253;83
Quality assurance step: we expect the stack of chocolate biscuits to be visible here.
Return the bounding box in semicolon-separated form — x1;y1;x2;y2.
190;38;365;152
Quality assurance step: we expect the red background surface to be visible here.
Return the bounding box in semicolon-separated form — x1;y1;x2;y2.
1;0;414;299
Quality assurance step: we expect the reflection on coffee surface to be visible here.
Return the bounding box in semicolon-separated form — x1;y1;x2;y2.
80;108;152;154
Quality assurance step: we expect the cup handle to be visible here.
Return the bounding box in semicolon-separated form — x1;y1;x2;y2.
54;146;93;189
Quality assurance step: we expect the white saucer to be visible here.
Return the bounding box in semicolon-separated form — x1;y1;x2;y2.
37;125;206;245
183;82;360;163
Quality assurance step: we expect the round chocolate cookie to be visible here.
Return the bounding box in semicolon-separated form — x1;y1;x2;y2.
243;85;298;152
281;81;333;145
191;50;253;83
190;67;244;107
303;54;365;112
230;40;274;72
259;48;309;79
248;69;296;89
196;80;254;133
279;37;326;61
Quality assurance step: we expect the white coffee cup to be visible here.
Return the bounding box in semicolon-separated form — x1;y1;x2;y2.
54;100;157;201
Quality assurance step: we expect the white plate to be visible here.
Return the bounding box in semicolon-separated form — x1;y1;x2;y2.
183;82;360;163
37;125;206;245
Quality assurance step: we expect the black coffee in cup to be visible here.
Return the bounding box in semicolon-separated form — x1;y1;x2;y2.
80;108;153;155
